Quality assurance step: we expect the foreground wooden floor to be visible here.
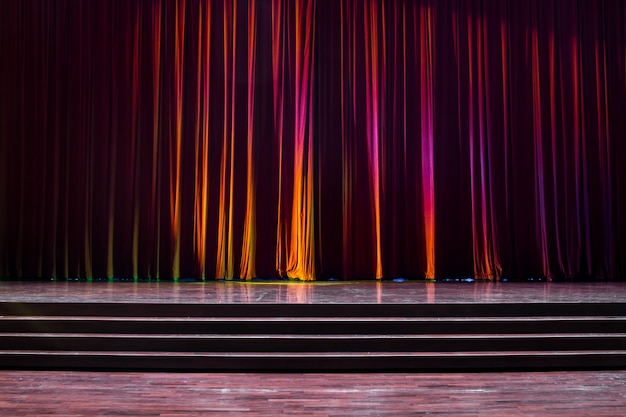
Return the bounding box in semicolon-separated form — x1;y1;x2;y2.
1;370;625;416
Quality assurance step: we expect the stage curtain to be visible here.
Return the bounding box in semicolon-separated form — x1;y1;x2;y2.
1;0;625;280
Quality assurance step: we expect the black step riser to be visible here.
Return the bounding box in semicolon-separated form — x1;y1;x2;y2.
2;301;625;371
2;335;625;352
2;320;625;334
1;353;626;371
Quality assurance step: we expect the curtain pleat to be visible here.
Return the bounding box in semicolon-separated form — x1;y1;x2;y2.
1;0;624;280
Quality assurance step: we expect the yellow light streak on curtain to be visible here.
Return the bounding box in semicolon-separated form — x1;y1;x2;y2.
239;0;257;280
287;0;316;280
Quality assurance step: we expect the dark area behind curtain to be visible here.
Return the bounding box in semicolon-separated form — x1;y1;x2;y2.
1;0;625;280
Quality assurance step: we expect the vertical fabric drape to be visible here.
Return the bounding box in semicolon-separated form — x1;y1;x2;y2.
1;0;625;280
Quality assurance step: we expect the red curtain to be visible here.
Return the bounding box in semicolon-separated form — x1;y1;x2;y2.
1;0;625;280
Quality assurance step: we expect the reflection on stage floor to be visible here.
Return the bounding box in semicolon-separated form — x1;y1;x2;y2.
1;280;624;304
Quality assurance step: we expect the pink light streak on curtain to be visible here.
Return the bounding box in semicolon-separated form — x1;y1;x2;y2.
418;3;435;279
271;0;287;277
363;0;384;279
500;18;511;228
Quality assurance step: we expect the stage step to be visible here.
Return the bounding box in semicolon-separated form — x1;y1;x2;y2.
2;316;626;334
2;350;626;371
1;332;626;352
0;301;625;371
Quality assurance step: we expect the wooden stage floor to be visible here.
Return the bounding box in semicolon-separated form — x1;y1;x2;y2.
1;279;625;304
1;281;625;415
0;370;625;416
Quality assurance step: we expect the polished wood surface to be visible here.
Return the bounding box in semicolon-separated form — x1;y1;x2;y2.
1;280;625;304
1;370;625;416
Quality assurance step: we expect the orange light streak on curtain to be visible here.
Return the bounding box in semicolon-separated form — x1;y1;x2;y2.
216;1;237;279
170;0;186;279
272;0;318;280
418;4;435;279
193;0;211;279
240;0;257;279
287;0;316;280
